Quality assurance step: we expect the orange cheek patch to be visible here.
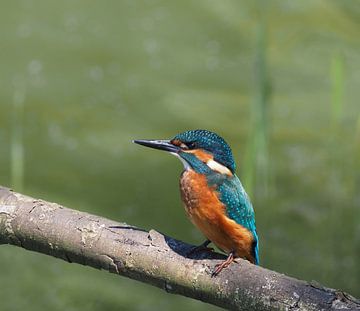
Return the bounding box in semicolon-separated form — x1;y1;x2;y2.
185;149;213;162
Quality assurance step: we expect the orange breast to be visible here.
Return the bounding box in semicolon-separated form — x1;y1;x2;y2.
179;170;255;263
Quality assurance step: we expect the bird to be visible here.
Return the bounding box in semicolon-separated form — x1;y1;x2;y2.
133;129;259;276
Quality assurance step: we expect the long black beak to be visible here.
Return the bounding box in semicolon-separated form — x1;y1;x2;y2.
133;139;181;153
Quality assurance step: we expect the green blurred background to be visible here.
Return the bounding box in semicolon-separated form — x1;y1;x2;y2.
1;0;359;310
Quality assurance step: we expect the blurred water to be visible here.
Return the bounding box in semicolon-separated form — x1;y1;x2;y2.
0;1;359;310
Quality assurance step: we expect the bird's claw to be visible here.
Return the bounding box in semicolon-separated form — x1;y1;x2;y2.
211;264;224;277
211;251;235;277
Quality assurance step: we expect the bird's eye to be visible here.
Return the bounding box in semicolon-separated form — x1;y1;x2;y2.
186;142;196;149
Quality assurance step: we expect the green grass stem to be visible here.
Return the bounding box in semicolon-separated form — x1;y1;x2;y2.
10;86;26;192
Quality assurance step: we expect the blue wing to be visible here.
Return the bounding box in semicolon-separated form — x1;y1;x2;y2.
216;174;259;265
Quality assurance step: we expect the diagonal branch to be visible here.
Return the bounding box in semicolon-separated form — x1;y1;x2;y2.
0;186;358;310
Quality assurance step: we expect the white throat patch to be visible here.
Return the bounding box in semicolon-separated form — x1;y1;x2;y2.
171;152;191;170
206;159;232;175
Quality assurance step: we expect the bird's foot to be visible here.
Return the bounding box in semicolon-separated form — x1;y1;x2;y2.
211;251;235;277
187;240;214;256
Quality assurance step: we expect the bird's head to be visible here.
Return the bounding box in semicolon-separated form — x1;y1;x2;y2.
134;129;235;175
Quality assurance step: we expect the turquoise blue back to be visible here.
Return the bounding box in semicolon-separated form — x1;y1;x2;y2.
217;175;259;265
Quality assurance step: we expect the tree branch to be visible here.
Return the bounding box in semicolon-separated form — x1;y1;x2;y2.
0;186;358;310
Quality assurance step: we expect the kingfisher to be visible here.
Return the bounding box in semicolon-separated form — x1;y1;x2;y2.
134;129;259;276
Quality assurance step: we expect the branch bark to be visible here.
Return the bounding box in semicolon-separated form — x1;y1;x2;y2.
0;186;358;310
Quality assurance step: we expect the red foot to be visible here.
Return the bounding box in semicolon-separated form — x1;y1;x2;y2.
211;252;235;277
